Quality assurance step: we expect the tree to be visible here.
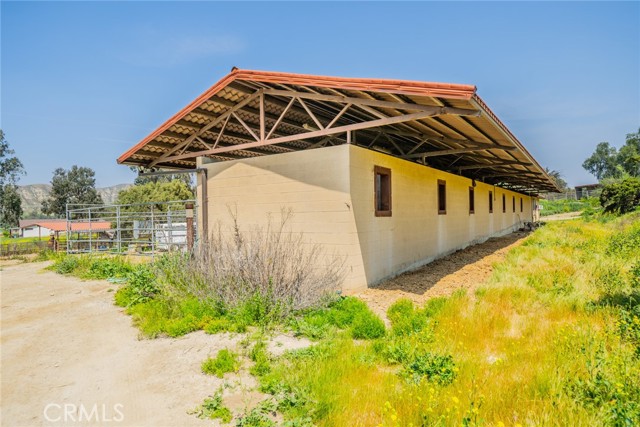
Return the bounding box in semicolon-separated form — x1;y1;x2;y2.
116;180;194;210
0;130;25;228
583;128;640;181
42;166;103;217
617;129;640;177
599;177;640;214
1;185;23;227
544;168;568;191
129;166;192;186
582;142;621;181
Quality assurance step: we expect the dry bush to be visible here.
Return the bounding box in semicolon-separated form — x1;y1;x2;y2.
157;209;345;318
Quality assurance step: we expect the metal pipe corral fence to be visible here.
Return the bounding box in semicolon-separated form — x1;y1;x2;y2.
65;200;198;257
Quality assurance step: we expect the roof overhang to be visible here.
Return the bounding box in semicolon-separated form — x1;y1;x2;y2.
118;68;560;194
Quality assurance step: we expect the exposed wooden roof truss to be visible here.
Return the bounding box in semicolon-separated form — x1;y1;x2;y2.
119;69;559;194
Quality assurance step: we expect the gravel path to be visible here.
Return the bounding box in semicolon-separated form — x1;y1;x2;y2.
356;232;530;320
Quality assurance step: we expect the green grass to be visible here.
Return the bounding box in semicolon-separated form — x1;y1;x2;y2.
540;197;599;216
202;349;240;378
48;213;640;426
290;297;386;340
254;214;640;426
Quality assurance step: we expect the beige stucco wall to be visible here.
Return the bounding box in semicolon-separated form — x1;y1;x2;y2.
196;145;367;291
348;144;535;286
196;144;537;292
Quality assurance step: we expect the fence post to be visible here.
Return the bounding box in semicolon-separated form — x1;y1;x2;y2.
116;205;121;254
185;202;194;251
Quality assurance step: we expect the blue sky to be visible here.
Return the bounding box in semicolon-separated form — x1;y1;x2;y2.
2;1;639;188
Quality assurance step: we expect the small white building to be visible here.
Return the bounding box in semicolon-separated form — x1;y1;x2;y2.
18;219;111;238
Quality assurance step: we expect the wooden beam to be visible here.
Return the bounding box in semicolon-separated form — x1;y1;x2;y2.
296;97;325;130
149;90;262;167
160;110;441;163
456;160;531;171
266;97;295;140
264;89;480;116
404;144;516;159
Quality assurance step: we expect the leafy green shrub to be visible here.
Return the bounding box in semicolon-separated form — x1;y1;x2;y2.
235;399;277;427
600;177;640;214
125;265;159;304
387;299;413;325
54;256;79;274
351;311;385;339
190;390;232;422
126;297;221;338
292;297;385;340
631;262;640;288
250;341;272;377
375;339;413;365
401;352;457;385
387;299;430;336
86;257;132;279
617;304;640;357
202;349;240;378
114;286;136;307
607;221;640;256
327;297;369;328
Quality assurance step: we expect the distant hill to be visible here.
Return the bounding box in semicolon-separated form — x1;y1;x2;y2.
18;184;132;217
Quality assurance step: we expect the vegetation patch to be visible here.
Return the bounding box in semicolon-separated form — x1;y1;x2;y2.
49;210;640;426
291;297;386;340
202;349;240;378
189;389;232;423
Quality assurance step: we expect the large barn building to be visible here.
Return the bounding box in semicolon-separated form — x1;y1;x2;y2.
119;69;559;291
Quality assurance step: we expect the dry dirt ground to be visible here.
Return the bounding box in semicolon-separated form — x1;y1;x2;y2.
356;232;530;320
0;262;310;427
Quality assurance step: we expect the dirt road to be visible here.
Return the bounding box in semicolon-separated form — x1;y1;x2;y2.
1;262;252;427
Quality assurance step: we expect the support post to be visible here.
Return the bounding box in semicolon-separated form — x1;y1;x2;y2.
185;202;194;252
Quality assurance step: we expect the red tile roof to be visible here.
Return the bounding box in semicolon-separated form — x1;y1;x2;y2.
19;219;112;232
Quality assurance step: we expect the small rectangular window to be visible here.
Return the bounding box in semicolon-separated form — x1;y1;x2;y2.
502;194;506;213
438;180;446;215
374;166;391;217
469;187;475;214
489;191;493;213
512;196;516;213
520;198;523;212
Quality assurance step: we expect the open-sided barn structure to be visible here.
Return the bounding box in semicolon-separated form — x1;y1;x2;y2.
119;68;559;291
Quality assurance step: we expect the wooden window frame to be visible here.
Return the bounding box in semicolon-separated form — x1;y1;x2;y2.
489;191;493;213
374;165;392;217
469;187;475;214
437;180;447;215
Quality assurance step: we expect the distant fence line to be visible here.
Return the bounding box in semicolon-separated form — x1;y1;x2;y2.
66;200;197;256
0;240;61;256
542;188;601;201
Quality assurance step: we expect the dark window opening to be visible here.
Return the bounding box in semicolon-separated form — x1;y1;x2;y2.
502;194;506;213
438;180;446;214
469;187;475;214
512;196;516;213
520;198;523;212
489;191;493;213
374;166;391;217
